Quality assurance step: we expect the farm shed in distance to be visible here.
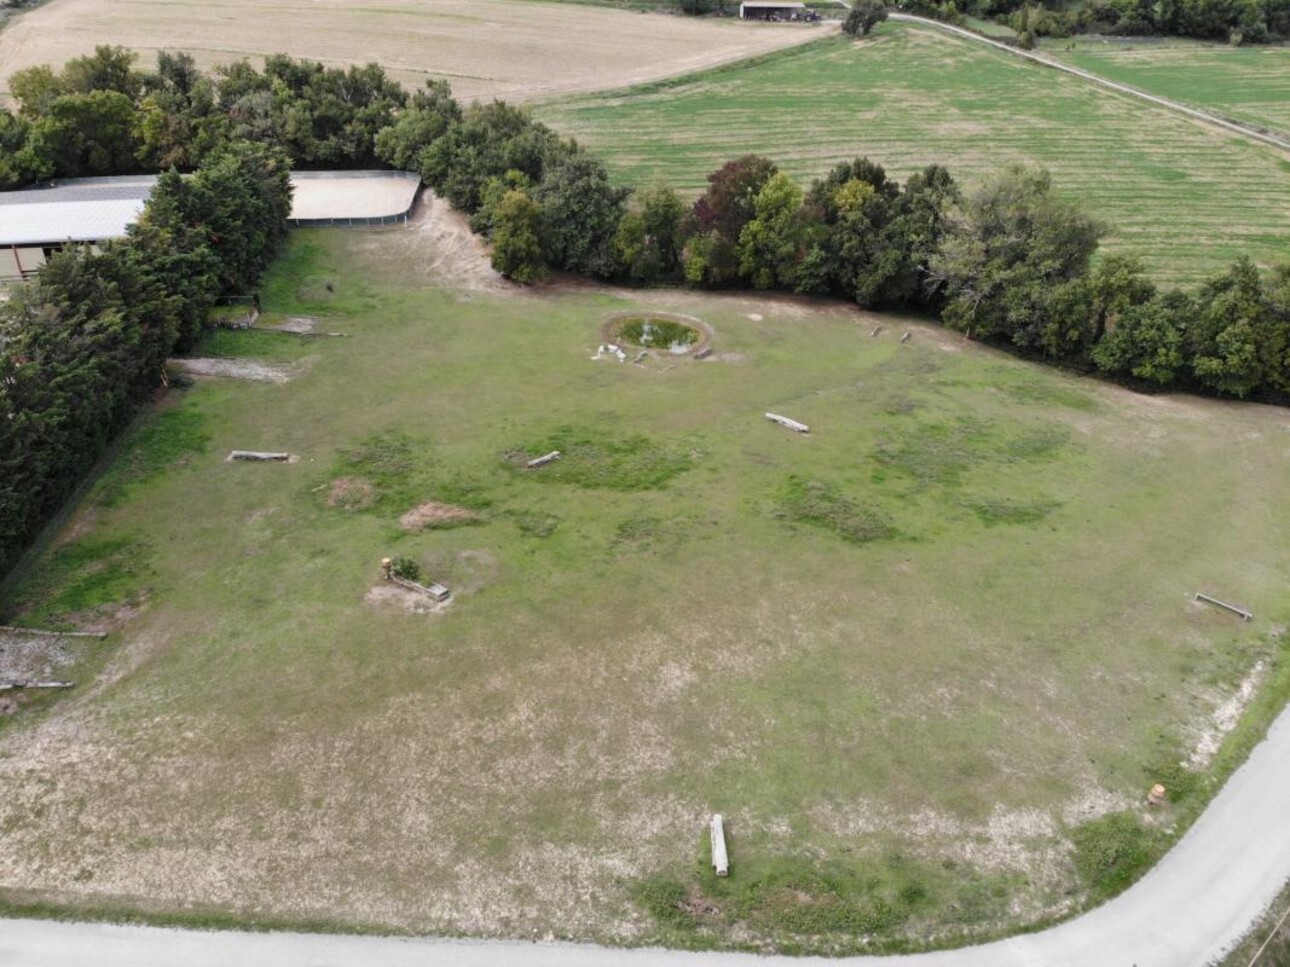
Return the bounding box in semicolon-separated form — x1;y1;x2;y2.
739;0;808;19
0;171;421;283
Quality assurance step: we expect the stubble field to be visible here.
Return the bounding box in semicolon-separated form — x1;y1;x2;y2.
0;0;823;106
536;24;1290;287
1;211;1287;952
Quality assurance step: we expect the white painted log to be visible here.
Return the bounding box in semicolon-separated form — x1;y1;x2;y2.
765;412;810;434
1195;593;1252;621
229;450;291;462
0;625;106;639
0;681;74;690
527;451;562;469
710;814;729;877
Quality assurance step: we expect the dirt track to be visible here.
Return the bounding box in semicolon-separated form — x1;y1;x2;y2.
0;0;828;106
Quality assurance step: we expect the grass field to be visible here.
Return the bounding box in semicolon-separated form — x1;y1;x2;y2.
1;217;1287;951
536;24;1290;287
0;0;822;106
1049;40;1290;137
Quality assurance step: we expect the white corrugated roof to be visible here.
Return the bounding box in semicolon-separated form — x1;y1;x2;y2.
0;197;149;246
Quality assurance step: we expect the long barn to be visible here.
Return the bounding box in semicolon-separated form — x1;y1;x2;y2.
0;170;421;283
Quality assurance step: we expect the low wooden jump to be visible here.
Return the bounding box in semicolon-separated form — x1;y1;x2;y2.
527;450;561;469
0;681;74;691
693;347;713;361
0;625;106;639
229;450;292;462
390;574;452;602
1195;593;1252;621
710;814;729;877
766;412;809;434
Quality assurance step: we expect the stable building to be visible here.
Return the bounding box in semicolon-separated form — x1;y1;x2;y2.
0;170;422;283
0;177;154;283
739;0;808;19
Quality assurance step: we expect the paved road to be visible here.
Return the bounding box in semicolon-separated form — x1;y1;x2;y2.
888;13;1290;153
5;705;1288;966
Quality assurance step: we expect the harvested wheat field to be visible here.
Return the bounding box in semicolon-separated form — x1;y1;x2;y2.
0;0;826;106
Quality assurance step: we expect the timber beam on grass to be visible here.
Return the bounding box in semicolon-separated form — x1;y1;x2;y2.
527;450;562;469
766;412;810;434
1195;592;1253;621
390;574;452;602
0;625;106;639
0;681;74;691
229;450;292;462
711;814;730;876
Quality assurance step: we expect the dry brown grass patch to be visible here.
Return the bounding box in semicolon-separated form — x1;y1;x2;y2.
399;502;480;531
327;477;377;511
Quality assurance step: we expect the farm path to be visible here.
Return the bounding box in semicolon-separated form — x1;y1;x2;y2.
5;701;1289;966
888;13;1290;153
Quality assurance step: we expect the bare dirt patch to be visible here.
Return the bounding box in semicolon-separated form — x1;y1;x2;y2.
327;477;376;511
348;192;508;293
170;357;300;383
399;502;480;531
364;583;454;616
1188;659;1267;769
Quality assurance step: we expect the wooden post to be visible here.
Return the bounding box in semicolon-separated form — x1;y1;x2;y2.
710;814;729;877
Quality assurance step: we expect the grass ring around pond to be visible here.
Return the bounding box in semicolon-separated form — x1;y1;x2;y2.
602;312;711;356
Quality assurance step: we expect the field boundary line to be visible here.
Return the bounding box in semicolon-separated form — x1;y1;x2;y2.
888;13;1290;154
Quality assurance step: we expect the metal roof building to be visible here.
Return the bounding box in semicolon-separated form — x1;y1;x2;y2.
0;171;421;283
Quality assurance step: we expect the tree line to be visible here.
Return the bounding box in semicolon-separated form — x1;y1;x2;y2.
899;0;1290;46
0;142;292;574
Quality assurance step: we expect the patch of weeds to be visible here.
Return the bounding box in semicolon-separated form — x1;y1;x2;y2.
965;497;1060;526
632;875;699;932
997;379;1097;411
1069;811;1162;898
873;417;996;488
510;429;693;491
97;406;210;507
873;418;1069;489
328;432;432;511
389;556;421;582
776;476;896;544
6;537;150;627
509;510;560;538
194;328;301;362
1003;425;1071;460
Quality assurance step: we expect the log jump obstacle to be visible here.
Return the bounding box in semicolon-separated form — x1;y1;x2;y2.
527;451;561;469
229;451;292;462
765;413;810;434
1194;592;1252;621
710;814;730;877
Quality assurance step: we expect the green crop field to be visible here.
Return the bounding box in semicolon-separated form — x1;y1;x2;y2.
1051;40;1290;136
1;226;1288;953
536;23;1290;287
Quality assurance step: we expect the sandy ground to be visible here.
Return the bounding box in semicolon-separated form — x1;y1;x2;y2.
169;357;296;382
4;705;1290;965
290;175;420;221
0;0;827;106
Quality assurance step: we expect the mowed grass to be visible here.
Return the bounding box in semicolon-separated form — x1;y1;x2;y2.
1052;40;1290;136
536;24;1290;286
0;229;1287;951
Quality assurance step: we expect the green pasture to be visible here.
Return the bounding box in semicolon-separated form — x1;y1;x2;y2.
1;229;1287;951
536;24;1290;287
1051;40;1290;136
